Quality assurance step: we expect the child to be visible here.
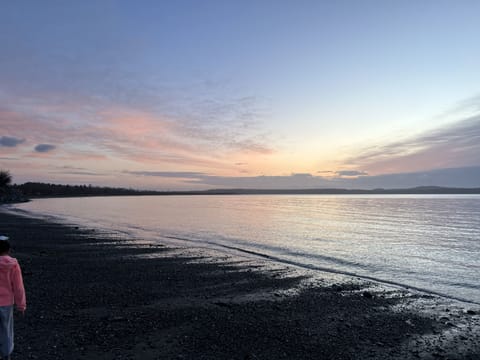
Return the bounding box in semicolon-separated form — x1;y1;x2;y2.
0;236;26;360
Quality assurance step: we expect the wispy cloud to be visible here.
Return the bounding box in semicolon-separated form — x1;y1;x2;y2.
169;94;274;155
0;87;273;171
335;170;368;177
53;168;108;176
126;171;207;179
125;166;480;189
346;115;480;174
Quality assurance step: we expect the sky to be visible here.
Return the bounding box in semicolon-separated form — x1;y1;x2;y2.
1;0;480;190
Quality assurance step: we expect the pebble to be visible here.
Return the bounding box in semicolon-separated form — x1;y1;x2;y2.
362;291;373;299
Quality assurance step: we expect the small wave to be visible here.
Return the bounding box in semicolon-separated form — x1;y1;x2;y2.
164;234;480;306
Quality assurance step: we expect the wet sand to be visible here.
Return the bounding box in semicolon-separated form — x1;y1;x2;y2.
1;209;479;359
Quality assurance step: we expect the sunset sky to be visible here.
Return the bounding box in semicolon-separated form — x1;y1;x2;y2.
1;1;480;190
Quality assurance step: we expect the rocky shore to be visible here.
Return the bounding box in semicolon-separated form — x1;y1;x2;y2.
0;209;479;359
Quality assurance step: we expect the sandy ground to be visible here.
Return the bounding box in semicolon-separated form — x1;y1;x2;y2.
0;208;479;359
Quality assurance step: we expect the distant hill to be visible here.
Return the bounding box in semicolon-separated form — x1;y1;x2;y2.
202;186;480;195
10;182;480;198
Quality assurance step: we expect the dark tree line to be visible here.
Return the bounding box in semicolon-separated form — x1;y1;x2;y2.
13;182;163;197
0;169;164;200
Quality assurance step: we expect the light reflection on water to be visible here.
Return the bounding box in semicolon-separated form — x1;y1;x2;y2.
14;195;480;303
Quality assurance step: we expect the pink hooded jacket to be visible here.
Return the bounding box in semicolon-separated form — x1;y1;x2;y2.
0;255;26;311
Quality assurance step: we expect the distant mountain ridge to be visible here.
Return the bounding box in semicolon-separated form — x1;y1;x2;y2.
11;182;480;198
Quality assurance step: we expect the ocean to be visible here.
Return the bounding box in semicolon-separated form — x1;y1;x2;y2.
11;194;480;304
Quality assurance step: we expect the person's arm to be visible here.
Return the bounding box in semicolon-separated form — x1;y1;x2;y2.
12;263;26;313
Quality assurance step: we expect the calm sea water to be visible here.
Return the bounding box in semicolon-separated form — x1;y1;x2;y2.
12;195;480;303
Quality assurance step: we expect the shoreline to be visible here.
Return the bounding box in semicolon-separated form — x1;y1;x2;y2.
1;208;479;359
8;203;480;307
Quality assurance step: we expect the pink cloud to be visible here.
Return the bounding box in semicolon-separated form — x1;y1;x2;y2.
0;78;278;189
0;103;246;173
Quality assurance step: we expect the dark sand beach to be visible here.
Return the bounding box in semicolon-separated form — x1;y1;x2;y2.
1;209;479;359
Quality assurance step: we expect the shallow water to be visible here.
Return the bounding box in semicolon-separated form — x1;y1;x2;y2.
12;195;480;303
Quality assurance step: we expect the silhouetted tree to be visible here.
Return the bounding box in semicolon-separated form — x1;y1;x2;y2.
13;182;167;197
0;170;12;188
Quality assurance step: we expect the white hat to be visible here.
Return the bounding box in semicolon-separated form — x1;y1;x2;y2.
0;236;9;241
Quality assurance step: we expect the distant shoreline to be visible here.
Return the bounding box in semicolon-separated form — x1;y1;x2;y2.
11;182;480;199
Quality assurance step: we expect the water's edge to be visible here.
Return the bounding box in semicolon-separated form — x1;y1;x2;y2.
4;203;479;306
